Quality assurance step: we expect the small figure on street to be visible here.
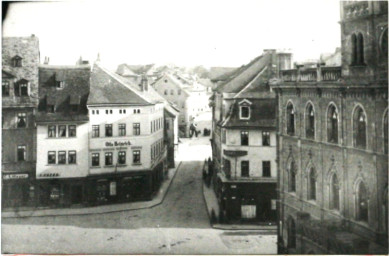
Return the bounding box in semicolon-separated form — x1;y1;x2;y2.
189;122;198;138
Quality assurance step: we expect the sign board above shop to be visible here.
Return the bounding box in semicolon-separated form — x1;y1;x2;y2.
3;173;29;180
105;141;131;147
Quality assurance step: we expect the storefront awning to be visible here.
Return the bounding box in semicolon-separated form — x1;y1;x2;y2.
223;150;247;157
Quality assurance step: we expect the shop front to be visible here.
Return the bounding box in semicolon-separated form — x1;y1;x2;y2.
2;172;35;208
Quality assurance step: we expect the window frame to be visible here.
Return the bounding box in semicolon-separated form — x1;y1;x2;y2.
305;103;315;140
118;123;126;136
91;153;100;167
105;124;113;137
17;112;27;128
133;150;141;164
48;125;56;138
17;145;26;161
286;102;295;136
240;130;249;146
68;150;77;164
92;125;100;138
118;151;126;165
58;125;67;137
327;104;339;144
241;160;250;177
133;123;140;136
308;167;316;201
2;80;10;96
240;106;250;120
262;131;270;146
105;152;113;166
48;151;56;164
58;151;66;164
262;161;271;177
353;106;367;149
68;125;76;137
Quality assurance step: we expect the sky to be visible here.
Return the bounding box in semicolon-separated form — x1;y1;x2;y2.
3;0;341;70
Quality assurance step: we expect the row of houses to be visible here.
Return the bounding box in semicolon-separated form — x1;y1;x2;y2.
2;37;179;208
210;1;388;254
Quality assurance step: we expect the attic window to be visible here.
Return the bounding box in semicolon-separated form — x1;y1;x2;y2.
12;56;22;67
56;81;65;89
47;104;55;113
240;106;250;119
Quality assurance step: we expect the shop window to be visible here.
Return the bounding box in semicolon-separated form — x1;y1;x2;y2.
58;125;66;137
327;104;338;143
96;182;107;202
58;151;66;164
48;151;56;164
330;173;340;210
308;167;316;200
241;161;249;177
48;125;56;137
305;103;315;139
286;102;295;136
2;80;10;96
262;131;270;146
17;145;26;161
133;123;140;135
241;203;256;219
263;161;271;177
110;182;117;196
105;124;112;137
92;125;100;138
288;161;297;192
68;125;76;137
68;151;76;164
118;151;126;165
356;181;368;222
92;153;100;166
12;56;23;67
353;107;366;149
240;131;249;146
133;150;141;164
384;111;388;154
50;187;60;201
17;112;27;128
118;123;126;136
105;152;113;166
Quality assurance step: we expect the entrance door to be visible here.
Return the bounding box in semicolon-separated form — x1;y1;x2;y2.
71;185;83;204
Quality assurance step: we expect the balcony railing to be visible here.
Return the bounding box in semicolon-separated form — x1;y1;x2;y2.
280;66;341;83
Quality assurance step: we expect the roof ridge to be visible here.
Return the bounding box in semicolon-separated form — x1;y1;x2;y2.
234;66;268;98
94;63;153;104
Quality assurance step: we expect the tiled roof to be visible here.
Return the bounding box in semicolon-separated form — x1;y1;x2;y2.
36;65;90;122
209;67;237;81
88;64;164;106
215;53;272;93
221;98;277;129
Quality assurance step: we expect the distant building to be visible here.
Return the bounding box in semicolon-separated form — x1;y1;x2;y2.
116;63;159;83
272;1;388;254
86;64;167;204
2;35;40;208
36;64;90;207
211;50;291;224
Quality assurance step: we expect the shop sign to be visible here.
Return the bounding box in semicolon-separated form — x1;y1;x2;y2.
39;173;60;177
3;173;29;180
105;141;131;147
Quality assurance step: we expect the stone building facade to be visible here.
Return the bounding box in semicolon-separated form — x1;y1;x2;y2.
272;1;388;254
2;35;40;208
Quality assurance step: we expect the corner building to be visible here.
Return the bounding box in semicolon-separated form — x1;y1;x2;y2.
86;64;166;205
272;1;388;254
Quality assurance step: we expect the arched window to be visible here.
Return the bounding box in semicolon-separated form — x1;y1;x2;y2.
287;217;296;249
308;167;316;200
384;110;388;154
330;173;340;210
353;107;366;149
357;33;364;64
288;161;297;192
351;34;358;65
305;103;315;139
286;102;295;136
356;181;368;222
327;104;338;143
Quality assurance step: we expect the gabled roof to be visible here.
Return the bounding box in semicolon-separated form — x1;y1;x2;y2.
152;73;190;96
215;53;272;94
116;63;156;76
88;64;164;106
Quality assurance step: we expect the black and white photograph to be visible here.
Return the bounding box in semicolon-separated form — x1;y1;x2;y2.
1;0;388;254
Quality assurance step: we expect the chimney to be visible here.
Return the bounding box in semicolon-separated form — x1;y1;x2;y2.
43;56;50;65
76;56;82;65
140;74;148;91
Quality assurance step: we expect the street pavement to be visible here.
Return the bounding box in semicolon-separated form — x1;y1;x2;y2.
2;136;277;254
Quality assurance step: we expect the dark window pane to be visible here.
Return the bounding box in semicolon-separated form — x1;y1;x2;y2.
17;145;26;161
105;152;113;166
48;125;56;137
118;151;126;164
263;161;271;177
68;125;76;137
262;131;270;146
48;151;56;164
58;151;66;164
92;153;99;166
68;151;76;164
241;161;249;177
241;131;249;146
105;124;112;137
58;125;66;137
133;150;141;164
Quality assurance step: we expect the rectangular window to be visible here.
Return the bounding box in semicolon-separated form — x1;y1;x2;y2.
92;110;95;115
223;158;231;177
2;80;10;96
68;125;76;137
110;181;117;196
105;124;112;137
58;151;66;164
17;145;26;161
262;131;270;146
241;131;249;146
240;106;250;119
133;150;141;164
118;151;126;165
133;123;140;135
123;109;126;114
92;153;99;166
58;125;66;137
105;152;113;166
17;113;27;128
68;151;76;164
92;125;100;138
118;124;126;136
48;125;56;137
48;151;56;164
241;160;249;177
20;82;28;96
106;110;109;114
262;161;271;177
56;81;65;89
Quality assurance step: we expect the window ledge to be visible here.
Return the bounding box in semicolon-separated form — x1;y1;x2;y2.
117;164;127;167
132;163;142;166
90;166;101;169
105;165;114;167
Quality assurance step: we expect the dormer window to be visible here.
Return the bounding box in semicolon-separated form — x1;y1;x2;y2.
12;56;22;67
14;79;29;97
56;81;65;89
239;99;252;120
47;104;55;113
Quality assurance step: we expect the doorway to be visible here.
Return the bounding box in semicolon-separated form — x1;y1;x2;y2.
71;185;83;204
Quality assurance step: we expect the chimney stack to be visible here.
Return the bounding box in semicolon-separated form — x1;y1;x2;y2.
43;56;50;65
140;74;148;91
